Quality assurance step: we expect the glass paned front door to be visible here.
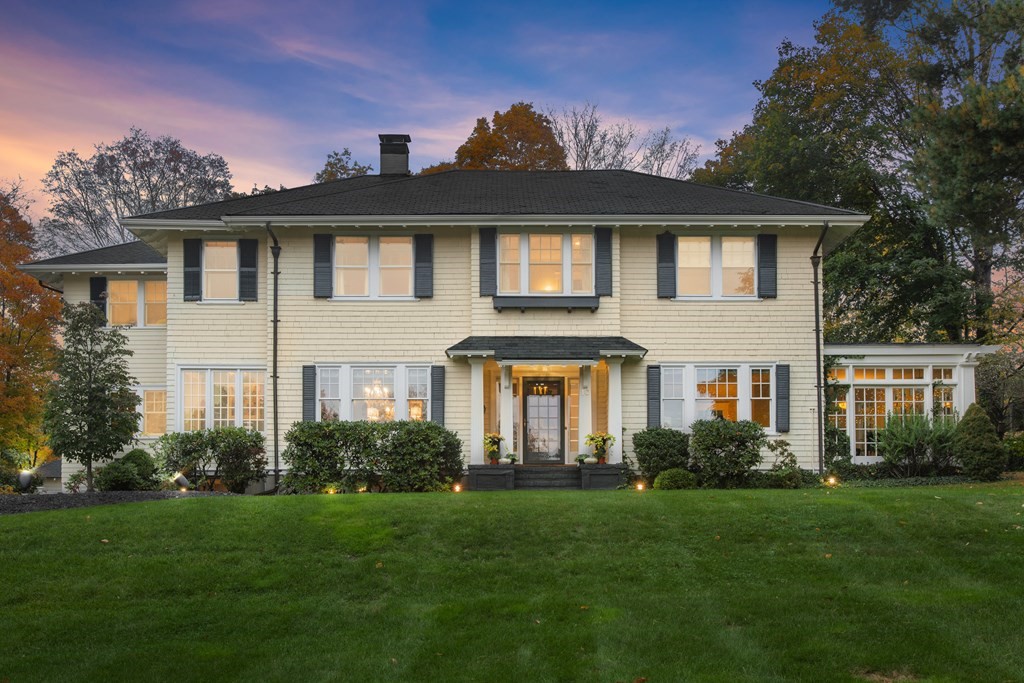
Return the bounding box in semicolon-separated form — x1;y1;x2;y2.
523;379;564;464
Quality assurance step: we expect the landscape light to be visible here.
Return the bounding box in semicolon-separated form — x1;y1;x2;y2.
18;470;33;490
636;482;645;492
453;483;463;493
826;475;839;487
326;488;337;495
172;473;189;488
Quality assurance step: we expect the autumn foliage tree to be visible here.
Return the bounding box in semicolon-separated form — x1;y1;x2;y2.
421;102;568;174
0;185;61;457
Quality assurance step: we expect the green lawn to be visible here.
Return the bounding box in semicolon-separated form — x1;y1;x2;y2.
3;484;1024;682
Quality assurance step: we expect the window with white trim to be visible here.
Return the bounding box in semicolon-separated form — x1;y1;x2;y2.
180;368;265;432
497;231;594;296
334;235;413;298
138;388;166;436
317;364;430;422
677;235;755;298
660;364;775;431
106;280;166;327
204;241;239;300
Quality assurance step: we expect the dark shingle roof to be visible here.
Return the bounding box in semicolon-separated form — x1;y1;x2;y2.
129;170;860;220
447;336;647;361
36;459;61;478
22;241;165;267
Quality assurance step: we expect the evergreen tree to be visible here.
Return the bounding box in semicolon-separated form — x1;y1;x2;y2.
953;403;1007;481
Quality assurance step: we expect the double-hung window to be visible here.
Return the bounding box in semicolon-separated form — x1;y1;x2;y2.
661;364;774;431
106;280;167;327
204;241;239;300
334;236;413;298
180;368;265;431
317;364;430;422
138;388;167;437
498;231;594;296
677;236;756;298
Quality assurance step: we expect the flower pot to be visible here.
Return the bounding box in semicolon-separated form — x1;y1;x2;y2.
489;457;499;465
597;457;607;465
498;457;512;465
584;456;599;465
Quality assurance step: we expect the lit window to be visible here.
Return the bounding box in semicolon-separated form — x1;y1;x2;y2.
933;367;953;381
353;367;395;422
499;235;521;293
892;387;925;416
676;236;755;297
498;231;594;296
696;368;738;421
407;367;429;421
145;281;167;326
108;281;138;326
182;370;207;432
677;237;711;296
378;237;413;297
335;237;369;296
142;390;166;436
751;368;772;428
933;385;955;420
319;368;341;421
892;367;924;380
828;367;848;382
180;369;265;431
661;367;685;428
854;368;885;380
204;241;238;300
722;236;755;296
854;388;885;457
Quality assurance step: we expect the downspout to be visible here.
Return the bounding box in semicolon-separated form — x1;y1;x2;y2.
267;223;282;488
810;222;829;475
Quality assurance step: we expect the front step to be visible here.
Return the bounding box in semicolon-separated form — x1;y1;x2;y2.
513;465;581;490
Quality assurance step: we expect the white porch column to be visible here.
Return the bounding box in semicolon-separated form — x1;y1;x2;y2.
499;365;514;456
470;357;486;465
607;357;624;463
578;365;593;454
960;361;979;416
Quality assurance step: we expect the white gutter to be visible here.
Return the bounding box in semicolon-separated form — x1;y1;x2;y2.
217;214;869;228
19;263;167;273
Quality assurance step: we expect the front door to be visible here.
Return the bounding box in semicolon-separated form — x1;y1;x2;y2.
523;378;564;464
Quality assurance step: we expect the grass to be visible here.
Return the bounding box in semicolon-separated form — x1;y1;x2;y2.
3;483;1024;682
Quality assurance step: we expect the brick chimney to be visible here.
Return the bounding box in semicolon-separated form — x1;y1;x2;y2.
379;134;412;175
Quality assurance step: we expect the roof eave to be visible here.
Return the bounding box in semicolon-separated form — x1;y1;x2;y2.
19;263;167;274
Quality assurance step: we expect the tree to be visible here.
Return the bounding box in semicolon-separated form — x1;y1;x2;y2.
40;128;233;254
224;184;287;199
692;14;973;343
421;102;568;174
43;303;139;491
0;185;62;454
548;103;700;178
313;148;373;183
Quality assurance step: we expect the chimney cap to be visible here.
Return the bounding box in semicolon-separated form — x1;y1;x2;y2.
379;133;412;143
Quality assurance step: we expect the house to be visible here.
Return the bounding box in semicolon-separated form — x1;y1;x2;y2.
21;134;990;489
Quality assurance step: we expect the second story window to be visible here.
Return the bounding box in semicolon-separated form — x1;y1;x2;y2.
498;231;594;296
204;241;239;300
106;280;166;327
677;235;755;298
334;236;413;298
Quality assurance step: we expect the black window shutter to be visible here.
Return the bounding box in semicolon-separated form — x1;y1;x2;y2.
89;277;107;319
757;234;778;299
479;227;497;296
647;365;661;428
430;365;445;425
776;364;790;433
656;232;676;298
414;234;434;298
313;235;333;298
595;227;612;297
238;239;258;302
302;365;317;422
183;239;202;301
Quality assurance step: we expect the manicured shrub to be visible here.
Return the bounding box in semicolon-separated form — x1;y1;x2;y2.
877;414;934;477
153;431;213;488
120;448;158;484
282;420;464;493
954;404;1006;481
689;419;766;488
208;427;268;494
631;427;689;485
652;467;697;490
95;459;149;491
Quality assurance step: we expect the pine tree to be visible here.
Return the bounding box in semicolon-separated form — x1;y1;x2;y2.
953;403;1007;481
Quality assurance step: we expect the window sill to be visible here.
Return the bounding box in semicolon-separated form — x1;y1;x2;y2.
330;296;419;302
196;300;246;305
673;296;762;302
493;295;600;311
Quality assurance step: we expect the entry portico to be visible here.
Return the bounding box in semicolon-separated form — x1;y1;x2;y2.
447;336;646;465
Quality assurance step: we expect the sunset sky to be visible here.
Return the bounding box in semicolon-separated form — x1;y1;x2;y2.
1;0;832;219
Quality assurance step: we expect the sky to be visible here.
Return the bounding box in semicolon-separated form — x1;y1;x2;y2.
0;0;834;220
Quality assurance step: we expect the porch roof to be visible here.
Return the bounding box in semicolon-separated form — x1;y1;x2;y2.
446;336;647;362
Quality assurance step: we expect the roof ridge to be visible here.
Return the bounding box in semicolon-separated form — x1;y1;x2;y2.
221;172;423;216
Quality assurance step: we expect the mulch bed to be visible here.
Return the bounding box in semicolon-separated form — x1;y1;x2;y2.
0;491;235;516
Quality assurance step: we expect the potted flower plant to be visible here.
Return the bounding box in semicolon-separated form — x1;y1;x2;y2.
483;432;504;465
584;432;616;464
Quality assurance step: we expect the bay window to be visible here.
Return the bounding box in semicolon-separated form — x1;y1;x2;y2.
317;364;430;422
498;231;594;296
334;235;413;298
661;364;775;431
677;235;756;298
180;368;265;431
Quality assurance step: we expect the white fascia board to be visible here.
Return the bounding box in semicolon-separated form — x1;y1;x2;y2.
825;344;1001;363
218;214;869;228
599;349;648;358
121;219;226;230
446;350;495;359
19;263;167;274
